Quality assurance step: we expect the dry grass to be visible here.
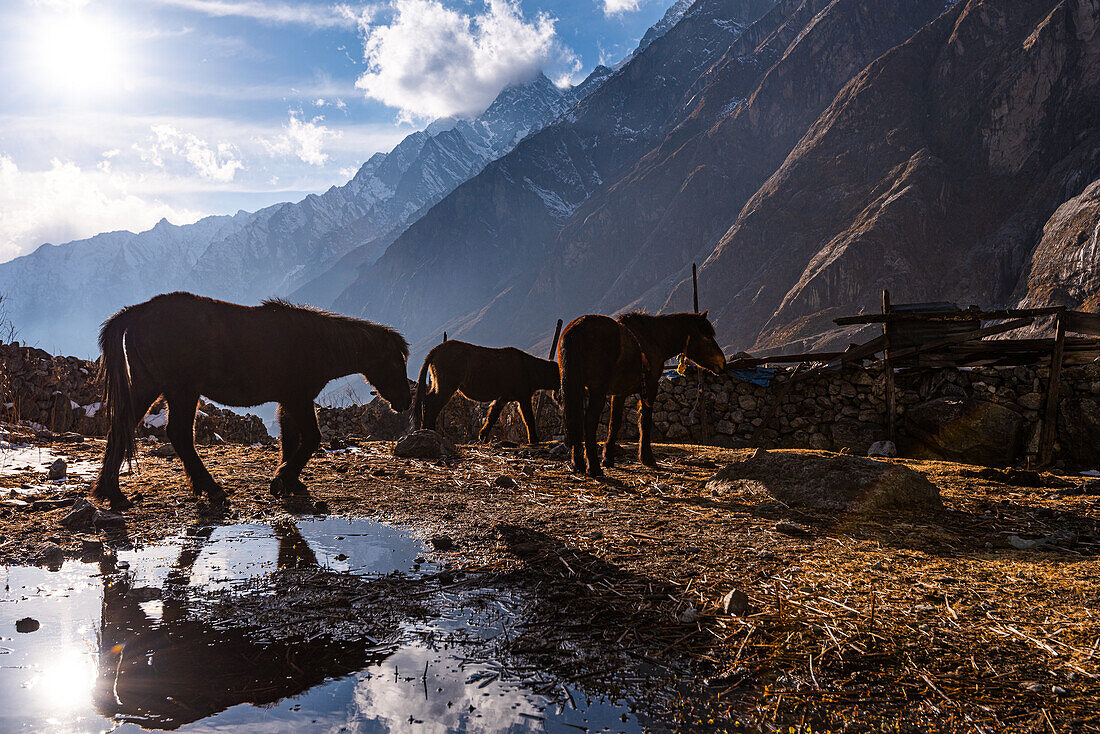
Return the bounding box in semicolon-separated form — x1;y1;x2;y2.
1;435;1098;731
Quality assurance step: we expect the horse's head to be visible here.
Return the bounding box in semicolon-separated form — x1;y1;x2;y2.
684;310;726;374
366;329;412;412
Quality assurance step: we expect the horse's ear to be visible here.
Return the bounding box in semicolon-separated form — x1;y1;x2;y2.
701;309;709;318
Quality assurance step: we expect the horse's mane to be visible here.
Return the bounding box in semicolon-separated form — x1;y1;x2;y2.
260;298;409;358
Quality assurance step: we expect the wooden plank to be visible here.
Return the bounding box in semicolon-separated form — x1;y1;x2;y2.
534;318;565;428
1039;312;1067;467
833;306;1064;326
883;290;897;442
887;317;1034;362
1065;311;1100;337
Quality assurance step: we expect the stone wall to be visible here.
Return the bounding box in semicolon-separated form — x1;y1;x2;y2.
315;361;1100;469
0;341;271;444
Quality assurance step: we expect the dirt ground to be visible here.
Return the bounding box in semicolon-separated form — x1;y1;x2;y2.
3;431;1100;732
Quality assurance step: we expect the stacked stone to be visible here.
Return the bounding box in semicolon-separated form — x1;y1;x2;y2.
1;341;271;444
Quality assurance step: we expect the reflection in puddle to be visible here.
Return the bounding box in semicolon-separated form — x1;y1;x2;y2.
1;518;643;733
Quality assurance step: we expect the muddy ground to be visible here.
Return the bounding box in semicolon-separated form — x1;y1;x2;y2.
2;432;1100;732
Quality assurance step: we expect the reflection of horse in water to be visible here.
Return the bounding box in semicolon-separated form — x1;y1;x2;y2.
93;523;402;729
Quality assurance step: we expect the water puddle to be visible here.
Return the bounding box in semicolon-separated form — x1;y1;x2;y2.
0;441;99;484
1;518;649;733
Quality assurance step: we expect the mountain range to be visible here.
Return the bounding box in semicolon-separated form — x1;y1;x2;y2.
2;0;1098;373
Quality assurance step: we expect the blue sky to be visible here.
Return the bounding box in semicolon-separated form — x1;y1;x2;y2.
0;0;675;262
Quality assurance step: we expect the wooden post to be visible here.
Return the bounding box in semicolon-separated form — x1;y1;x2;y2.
534;319;565;432
1039;311;1067;466
442;331;447;342
882;289;897;443
692;263;699;313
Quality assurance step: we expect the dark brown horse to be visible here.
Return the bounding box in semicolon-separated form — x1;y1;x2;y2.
91;292;410;510
558;311;726;477
412;340;560;443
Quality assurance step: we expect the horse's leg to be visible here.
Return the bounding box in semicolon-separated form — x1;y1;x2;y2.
601;395;625;468
91;383;159;511
272;400;320;496
421;381;454;432
583;385;608;478
165;392;226;504
479;399;506;443
271;403;303;496
638;382;659;468
518;396;540;444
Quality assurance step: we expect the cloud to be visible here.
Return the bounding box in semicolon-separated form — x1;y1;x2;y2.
354;0;569;120
139;125;245;182
0;155;203;263
261;112;342;166
601;0;643;15
146;0;364;28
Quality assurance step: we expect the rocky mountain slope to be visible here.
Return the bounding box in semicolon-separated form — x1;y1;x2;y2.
331;0;1099;362
333;0;778;348
0;70;603;356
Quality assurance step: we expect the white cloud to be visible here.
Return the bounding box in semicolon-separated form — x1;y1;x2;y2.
601;0;643;15
354;0;568;120
139;125;245;182
261;112;342;166
0;155;203;262
146;0;364;28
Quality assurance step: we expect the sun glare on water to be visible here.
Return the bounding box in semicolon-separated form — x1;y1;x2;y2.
29;10;130;99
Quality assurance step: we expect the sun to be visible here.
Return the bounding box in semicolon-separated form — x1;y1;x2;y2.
29;10;129;99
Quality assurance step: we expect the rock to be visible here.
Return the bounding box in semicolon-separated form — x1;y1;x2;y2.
92;509;125;528
494;475;517;489
393;430;458;460
1058;396;1100;469
59;498;95;529
830;421;887;456
430;534;455;551
721;589;751;616
706;451;942;514
1018;392;1044;410
46;458;66;480
775;520;812;538
15;617;40;633
678;605;699;624
149;442;177;458
314;500;330;514
38;542;65;569
547;442;569;460
867;440;897;458
905;398;1024;466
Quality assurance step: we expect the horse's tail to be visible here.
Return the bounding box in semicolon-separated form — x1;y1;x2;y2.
411;351;433;430
559;328;584;451
98;307;138;467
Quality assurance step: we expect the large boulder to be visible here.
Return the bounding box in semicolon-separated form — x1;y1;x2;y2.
1058;395;1100;469
904;397;1024;466
706;451;942;514
393;430;458;460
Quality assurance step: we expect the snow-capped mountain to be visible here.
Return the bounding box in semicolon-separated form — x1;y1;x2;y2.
0;70;601;357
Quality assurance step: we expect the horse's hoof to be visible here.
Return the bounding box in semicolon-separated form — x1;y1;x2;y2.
587;466;605;479
269;477;286;496
109;495;134;512
640;457;658;469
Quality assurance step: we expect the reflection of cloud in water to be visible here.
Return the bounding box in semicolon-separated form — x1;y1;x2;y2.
349;646;542;734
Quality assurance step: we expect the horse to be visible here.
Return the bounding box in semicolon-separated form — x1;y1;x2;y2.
558;311;726;477
411;340;560;444
91;292;410;510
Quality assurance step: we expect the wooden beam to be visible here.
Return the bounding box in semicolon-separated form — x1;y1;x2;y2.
882;290;896;442
833;306;1064;326
1039;312;1066;466
1065;310;1100;337
534;318;565;431
886;317;1034;362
